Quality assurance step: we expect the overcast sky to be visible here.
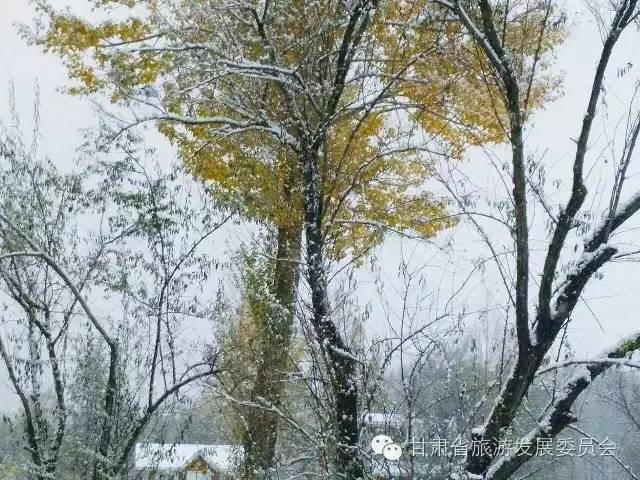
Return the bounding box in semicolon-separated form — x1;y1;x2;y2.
1;1;640;386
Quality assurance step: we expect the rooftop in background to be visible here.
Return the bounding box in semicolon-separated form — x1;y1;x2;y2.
363;412;405;428
363;412;424;428
134;443;242;472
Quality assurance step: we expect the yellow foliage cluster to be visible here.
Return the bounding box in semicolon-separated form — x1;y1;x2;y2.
375;0;565;155
36;0;564;261
37;2;160;95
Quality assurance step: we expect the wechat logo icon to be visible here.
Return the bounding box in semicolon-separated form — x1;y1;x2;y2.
371;434;403;461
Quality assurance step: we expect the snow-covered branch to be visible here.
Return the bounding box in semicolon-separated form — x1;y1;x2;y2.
485;330;640;480
0;212;115;346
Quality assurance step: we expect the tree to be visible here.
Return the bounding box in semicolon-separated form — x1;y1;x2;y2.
32;1;571;476
0;107;226;479
422;1;640;478
33;2;447;477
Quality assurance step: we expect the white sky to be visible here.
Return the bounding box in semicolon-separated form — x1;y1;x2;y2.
1;1;640;410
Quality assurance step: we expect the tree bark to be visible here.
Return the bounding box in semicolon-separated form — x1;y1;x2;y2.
300;147;364;480
241;222;302;480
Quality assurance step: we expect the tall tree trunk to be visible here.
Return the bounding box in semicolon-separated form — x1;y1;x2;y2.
241;222;302;480
300;148;364;480
305;223;363;480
